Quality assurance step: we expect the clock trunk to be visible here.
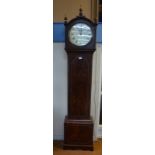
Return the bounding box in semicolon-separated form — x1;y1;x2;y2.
68;52;92;119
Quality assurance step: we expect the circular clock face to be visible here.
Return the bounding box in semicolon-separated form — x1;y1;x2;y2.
69;23;93;46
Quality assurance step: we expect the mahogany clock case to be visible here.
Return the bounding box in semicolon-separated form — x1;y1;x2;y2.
63;10;97;151
67;52;93;120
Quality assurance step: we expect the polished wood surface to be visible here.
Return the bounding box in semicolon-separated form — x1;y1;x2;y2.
64;116;93;150
68;53;93;119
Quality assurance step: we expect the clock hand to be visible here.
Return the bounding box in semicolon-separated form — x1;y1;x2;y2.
79;28;82;35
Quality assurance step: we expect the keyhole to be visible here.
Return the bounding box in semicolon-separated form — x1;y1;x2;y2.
78;56;83;60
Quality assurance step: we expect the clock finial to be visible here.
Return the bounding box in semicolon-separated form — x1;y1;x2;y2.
79;7;83;16
64;16;68;25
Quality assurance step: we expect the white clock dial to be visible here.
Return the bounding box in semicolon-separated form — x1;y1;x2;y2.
69;23;93;46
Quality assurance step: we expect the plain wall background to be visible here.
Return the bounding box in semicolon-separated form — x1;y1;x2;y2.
53;0;98;22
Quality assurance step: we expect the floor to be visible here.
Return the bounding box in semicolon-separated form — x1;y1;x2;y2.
53;139;102;155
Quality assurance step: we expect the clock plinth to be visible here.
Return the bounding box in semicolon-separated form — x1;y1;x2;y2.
63;9;97;151
63;116;94;151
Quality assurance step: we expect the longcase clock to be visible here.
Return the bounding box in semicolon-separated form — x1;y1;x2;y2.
63;9;97;151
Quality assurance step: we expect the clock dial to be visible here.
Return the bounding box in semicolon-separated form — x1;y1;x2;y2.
69;23;93;46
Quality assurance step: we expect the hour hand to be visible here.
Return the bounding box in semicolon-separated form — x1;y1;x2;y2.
79;28;82;35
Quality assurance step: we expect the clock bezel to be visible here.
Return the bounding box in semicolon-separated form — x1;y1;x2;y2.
69;23;93;47
64;16;97;52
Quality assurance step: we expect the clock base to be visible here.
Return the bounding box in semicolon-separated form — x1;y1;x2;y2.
63;116;94;151
63;144;93;151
